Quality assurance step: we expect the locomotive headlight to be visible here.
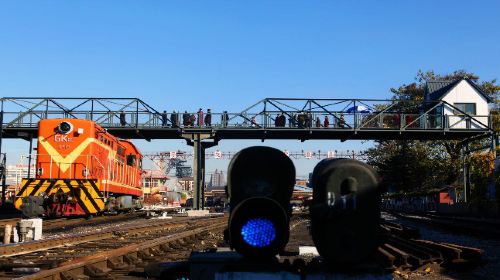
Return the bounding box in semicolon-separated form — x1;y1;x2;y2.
57;121;73;134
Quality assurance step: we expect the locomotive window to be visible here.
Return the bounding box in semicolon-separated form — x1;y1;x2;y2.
117;146;125;156
127;155;136;166
139;158;143;170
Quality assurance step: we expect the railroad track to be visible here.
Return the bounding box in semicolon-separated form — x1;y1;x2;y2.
0;213;483;279
0;211;148;244
378;221;483;272
0;215;226;279
42;211;148;232
386;211;500;239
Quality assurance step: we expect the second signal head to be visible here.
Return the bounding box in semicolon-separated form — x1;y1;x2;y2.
310;158;381;265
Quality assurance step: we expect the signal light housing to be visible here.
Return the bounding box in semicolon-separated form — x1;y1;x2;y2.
227;146;295;259
310;158;381;265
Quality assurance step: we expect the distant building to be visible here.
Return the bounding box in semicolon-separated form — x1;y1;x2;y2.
425;77;492;129
178;177;194;193
208;169;226;191
142;169;168;195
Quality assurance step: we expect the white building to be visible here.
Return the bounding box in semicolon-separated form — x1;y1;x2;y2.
425;78;492;129
208;169;226;191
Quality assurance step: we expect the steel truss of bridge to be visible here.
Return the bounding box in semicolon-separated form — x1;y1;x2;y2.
0;97;495;210
0;97;494;141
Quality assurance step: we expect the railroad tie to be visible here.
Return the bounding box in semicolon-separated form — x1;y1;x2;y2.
123;253;142;266
84;264;112;279
107;257;129;270
414;240;464;265
381;243;411;269
376;247;396;270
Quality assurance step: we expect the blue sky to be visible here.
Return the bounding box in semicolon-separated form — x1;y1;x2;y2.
1;1;499;176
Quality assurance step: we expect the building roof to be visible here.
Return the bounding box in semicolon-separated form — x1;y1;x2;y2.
425;78;493;103
142;169;169;179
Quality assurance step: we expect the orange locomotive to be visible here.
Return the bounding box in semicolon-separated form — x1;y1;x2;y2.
14;119;143;217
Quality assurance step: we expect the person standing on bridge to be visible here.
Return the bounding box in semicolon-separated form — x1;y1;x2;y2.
197;108;204;127
171;111;179;128
183;111;189;127
205;109;212;127
339;113;345;128
324;115;330;128
315;117;321;128
120;111;126;126
289;114;297;128
250;116;257;127
162;110;168;127
279;113;286;127
221;111;229;127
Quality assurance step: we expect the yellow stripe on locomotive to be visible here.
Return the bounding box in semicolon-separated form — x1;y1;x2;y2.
15;179;105;217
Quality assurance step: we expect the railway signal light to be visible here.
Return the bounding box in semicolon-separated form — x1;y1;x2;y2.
310;158;381;265
227;146;295;259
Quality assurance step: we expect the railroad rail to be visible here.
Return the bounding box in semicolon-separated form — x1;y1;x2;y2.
42;211;147;233
0;212;148;245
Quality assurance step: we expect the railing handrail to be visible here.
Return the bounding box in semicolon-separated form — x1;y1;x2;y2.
19;153;106;177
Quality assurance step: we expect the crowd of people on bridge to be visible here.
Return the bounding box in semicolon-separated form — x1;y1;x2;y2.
118;108;433;129
273;112;345;128
118;109;349;128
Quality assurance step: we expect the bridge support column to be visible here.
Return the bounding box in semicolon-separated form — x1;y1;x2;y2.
462;144;470;203
184;133;217;210
27;134;33;178
193;136;205;210
0;108;4;205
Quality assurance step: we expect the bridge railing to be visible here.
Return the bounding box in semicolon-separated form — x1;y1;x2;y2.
0;110;491;131
179;111;490;131
1;110;164;128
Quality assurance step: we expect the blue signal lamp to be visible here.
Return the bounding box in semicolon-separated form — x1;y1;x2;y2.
228;197;289;259
241;218;277;248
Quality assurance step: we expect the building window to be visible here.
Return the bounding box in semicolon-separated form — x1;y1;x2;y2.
454;103;476;115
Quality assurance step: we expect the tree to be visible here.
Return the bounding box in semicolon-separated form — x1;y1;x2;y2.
366;70;499;195
469;152;495;203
